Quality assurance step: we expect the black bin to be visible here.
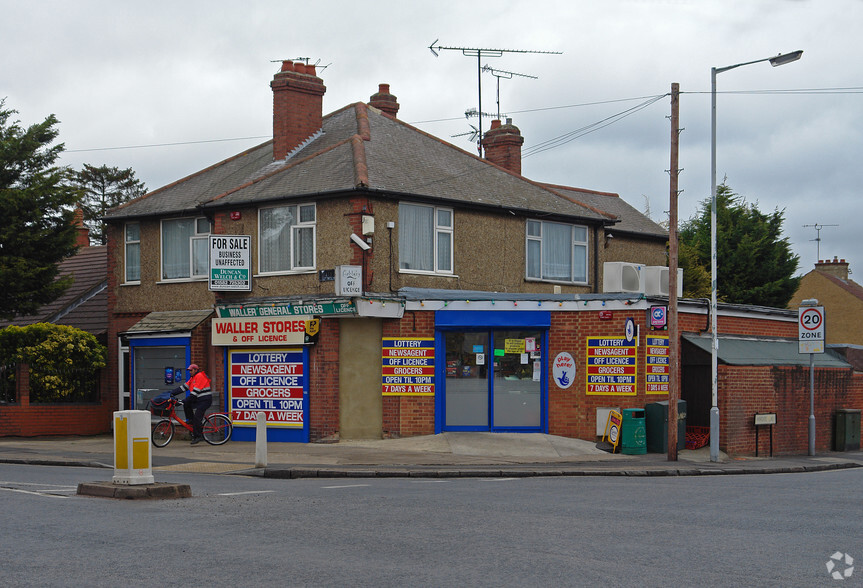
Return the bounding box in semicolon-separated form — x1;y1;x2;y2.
834;409;861;452
645;400;686;453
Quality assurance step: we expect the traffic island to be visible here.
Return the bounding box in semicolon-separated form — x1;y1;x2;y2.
77;481;192;500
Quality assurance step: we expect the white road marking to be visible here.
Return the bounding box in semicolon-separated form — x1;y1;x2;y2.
217;490;276;496
321;484;371;489
0;487;67;498
479;478;519;482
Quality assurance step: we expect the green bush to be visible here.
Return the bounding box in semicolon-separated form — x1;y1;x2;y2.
0;323;106;402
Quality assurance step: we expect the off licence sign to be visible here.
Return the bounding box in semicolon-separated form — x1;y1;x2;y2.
798;306;825;354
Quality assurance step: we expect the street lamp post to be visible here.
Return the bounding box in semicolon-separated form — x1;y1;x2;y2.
709;50;803;463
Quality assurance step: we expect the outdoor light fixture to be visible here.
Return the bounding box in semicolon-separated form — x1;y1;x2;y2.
709;50;803;463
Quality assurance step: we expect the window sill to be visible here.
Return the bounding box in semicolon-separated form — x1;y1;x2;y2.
254;269;317;278
525;277;588;286
157;277;209;284
399;269;458;278
121;281;141;287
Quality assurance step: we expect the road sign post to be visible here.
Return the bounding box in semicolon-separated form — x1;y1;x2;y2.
799;300;824;456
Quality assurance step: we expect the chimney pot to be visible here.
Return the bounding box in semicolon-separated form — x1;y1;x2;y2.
481;117;524;175
281;60;293;72
369;83;400;118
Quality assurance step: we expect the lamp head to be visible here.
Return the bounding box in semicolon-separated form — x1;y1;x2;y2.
769;50;803;67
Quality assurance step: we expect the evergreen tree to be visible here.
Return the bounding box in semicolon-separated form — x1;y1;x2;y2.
679;183;800;307
0;99;78;320
72;164;146;245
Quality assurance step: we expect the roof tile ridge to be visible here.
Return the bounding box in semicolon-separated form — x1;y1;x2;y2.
351;133;370;188
538;181;620;198
539;183;619;221
113;140;272;211
353;102;371;141
818;271;863;298
205;135;360;203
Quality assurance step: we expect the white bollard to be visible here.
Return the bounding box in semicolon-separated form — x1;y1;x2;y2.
113;410;154;485
255;411;268;468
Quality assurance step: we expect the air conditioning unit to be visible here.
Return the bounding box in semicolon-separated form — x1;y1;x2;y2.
602;262;645;293
644;266;684;297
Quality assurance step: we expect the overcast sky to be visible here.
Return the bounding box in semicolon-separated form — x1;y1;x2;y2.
2;0;861;279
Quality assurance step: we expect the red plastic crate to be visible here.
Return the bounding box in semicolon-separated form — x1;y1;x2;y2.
685;426;710;450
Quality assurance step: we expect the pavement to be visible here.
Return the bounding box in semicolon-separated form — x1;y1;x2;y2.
1;432;862;480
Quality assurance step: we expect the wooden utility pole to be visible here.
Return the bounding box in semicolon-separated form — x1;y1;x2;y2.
668;83;681;461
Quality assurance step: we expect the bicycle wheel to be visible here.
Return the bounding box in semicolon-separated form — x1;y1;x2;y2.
152;419;174;447
202;414;232;445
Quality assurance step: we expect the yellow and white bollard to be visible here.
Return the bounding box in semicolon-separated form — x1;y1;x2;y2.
112;410;154;485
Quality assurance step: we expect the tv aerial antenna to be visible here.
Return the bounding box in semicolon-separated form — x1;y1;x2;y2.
269;57;331;71
803;223;838;261
429;40;561;155
481;64;538;120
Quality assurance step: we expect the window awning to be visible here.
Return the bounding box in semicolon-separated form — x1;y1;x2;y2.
682;334;851;368
122;310;213;336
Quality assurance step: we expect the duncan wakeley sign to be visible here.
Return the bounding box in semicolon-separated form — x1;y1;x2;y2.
209;235;251;291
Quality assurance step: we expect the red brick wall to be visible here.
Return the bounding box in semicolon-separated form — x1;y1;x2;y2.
0;364;114;437
721;365;863;455
381;311;435;437
308;317;340;440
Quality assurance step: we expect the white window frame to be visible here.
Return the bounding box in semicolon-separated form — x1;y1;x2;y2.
398;203;453;275
160;216;211;281
257;203;316;275
525;219;589;284
124;222;140;284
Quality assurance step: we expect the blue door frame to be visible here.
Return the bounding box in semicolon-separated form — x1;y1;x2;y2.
129;337;190;410
434;310;550;434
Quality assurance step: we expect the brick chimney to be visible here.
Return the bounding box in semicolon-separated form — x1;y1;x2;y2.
816;256;850;280
271;60;326;161
74;206;89;248
481;118;524;175
369;83;399;118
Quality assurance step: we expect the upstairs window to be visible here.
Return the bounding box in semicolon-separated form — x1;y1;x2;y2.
259;203;316;273
526;220;588;283
125;222;140;283
161;217;210;280
399;203;453;274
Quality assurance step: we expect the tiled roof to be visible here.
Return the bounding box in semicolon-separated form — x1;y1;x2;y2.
815;270;863;301
0;245;108;336
105;103;623;226
123;310;214;335
542;183;667;238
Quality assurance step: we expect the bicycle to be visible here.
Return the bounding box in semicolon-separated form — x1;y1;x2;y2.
149;395;233;447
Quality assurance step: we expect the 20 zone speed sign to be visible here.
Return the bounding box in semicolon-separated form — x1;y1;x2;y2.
798;306;825;354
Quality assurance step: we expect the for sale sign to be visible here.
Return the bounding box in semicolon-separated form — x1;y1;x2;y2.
798;306;825;354
209;235;251;291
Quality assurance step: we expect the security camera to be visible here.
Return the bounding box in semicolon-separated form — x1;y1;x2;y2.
350;233;371;251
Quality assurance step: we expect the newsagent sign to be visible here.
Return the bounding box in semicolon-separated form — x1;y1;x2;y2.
228;349;305;428
382;337;435;396
586;337;637;395
209;235;251;291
